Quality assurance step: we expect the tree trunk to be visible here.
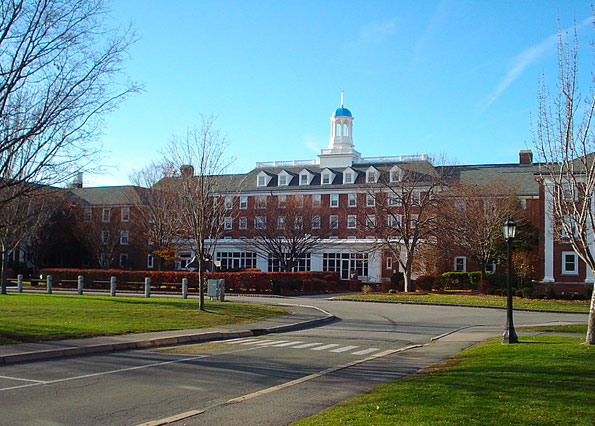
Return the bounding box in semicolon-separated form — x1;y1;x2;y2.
404;258;414;292
587;286;595;345
198;256;205;311
0;248;7;295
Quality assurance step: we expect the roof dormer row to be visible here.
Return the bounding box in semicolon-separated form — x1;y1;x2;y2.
256;165;405;187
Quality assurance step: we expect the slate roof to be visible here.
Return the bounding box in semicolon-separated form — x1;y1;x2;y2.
446;163;539;196
69;186;150;206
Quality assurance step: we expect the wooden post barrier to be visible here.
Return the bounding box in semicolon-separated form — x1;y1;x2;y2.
182;278;188;299
17;274;23;293
144;277;151;298
110;276;117;297
77;276;84;295
46;275;52;294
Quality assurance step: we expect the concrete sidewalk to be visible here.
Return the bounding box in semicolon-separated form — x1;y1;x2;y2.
0;303;336;365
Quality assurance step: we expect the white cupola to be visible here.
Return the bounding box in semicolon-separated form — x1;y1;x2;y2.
329;90;354;150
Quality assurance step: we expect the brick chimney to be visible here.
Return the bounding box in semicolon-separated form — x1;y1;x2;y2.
180;165;194;177
519;150;533;165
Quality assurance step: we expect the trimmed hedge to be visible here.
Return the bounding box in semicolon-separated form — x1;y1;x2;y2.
38;268;342;295
434;271;483;290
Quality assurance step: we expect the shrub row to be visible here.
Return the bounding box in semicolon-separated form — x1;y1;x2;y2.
433;271;483;290
38;268;342;295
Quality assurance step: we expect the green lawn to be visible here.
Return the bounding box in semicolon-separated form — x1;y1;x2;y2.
520;324;589;334
342;293;591;312
294;335;595;426
0;294;287;345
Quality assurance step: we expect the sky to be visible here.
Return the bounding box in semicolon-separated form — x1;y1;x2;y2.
84;0;594;187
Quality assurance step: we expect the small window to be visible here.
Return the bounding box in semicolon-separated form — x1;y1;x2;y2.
119;253;128;268
295;194;304;208
84;208;92;222
239;196;248;209
330;194;339;208
348;193;357;207
312;194;321;207
388;195;400;206
390;168;402;182
224;217;233;230
312;215;321;229
277;216;286;229
279;175;287;186
454;256;466;272
388;214;401;228
225;196;233;209
386;257;393;270
347;215;357;229
294;216;303;229
255;216;266;230
239;217;247;230
278;195;287;208
120;230;129;245
256;195;267;209
485;260;496;273
344;172;353;184
322;173;331;184
561;251;578;275
366;214;376;227
300;174;308;185
101;230;109;245
257;175;266;187
147;254;154;269
102;208;111;223
366;194;375;207
330;215;338;229
121;207;130;222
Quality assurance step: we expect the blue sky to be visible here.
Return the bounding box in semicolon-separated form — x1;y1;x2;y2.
86;0;594;186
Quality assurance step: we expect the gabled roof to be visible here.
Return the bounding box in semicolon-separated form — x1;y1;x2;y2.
69;186;150;206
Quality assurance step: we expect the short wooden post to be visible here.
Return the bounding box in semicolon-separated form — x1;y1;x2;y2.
17;274;23;293
110;276;117;297
77;275;84;295
144;277;151;298
46;275;52;294
182;278;188;299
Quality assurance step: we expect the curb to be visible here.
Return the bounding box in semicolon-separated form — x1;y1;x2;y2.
0;309;337;366
332;297;589;315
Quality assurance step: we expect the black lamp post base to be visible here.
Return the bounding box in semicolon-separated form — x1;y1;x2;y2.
502;327;519;344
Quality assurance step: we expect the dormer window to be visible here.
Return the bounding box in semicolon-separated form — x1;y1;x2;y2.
321;168;335;185
299;169;313;185
343;167;356;184
300;174;308;185
390;166;403;183
366;167;379;184
278;170;293;186
257;171;272;187
279;175;287;185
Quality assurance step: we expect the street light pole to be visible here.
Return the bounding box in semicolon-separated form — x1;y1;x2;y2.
502;218;519;344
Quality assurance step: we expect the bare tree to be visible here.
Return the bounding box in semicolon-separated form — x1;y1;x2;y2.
0;0;138;205
0;184;57;293
240;194;333;272
160;116;231;310
130;162;181;270
533;24;595;344
436;182;527;282
364;160;446;292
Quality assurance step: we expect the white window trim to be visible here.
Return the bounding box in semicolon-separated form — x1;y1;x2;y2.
347;214;357;229
121;207;130;222
224;217;233;230
330;194;339;208
329;215;338;229
561;251;579;275
312;215;321;229
147;254;154;269
386;257;393;270
224;196;233;209
366;194;375;207
312;194;321;207
348;193;357;207
102;208;110;223
239;196;248;209
454;256;466;272
239;217;247;230
120;230;129;245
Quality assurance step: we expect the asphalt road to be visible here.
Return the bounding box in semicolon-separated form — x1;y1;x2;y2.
0;296;587;426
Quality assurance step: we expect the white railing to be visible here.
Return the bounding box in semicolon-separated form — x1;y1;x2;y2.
255;159;320;168
358;154;429;164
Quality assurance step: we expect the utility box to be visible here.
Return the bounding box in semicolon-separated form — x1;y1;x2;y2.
207;279;225;301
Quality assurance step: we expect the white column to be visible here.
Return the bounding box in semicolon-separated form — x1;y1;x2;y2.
543;182;555;282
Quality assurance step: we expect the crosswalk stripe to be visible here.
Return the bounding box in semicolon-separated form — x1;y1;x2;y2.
291;342;323;349
225;338;257;344
330;345;359;353
241;339;274;345
254;340;289;346
270;341;305;347
351;348;380;356
310;344;340;351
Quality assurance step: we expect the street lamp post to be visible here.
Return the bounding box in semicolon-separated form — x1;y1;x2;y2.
502;218;519;344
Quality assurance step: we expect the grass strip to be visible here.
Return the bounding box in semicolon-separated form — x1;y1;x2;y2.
0;294;287;345
520;324;588;334
341;293;590;312
294;335;595;426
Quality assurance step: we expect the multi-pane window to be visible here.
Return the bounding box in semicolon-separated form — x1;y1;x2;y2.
255;216;266;229
322;173;331;184
366;194;375;207
294;216;303;229
279;175;287;186
256;195;267;209
390;168;402;182
312;215;321;229
410;214;419;229
562;215;578;238
388;195;400;206
225;196;233;209
239;196;248;209
348;193;357;207
323;252;369;278
268;253;311;272
330;194;339;208
561;183;577;201
216;251;257;270
278;195;287;208
366;170;378;183
344;172;353;184
347;215;357;229
295;194;304;208
277;216;286;229
454;256;466;272
120;230;129;245
388;214;402;228
224;217;233;230
121;207;130;222
84;208;92;222
330;215;339;229
300;174;308;185
147;254;154;269
239;217;247;230
561;251;578;275
119;253;128;268
366;214;376;228
257;175;266;187
312;194;321;207
102;208;111;223
101;230;109;245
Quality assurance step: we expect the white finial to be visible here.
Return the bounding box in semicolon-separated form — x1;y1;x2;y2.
340;90;344;107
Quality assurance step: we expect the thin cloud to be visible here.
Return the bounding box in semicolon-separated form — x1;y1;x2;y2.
478;16;593;115
349;17;398;49
411;0;450;65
